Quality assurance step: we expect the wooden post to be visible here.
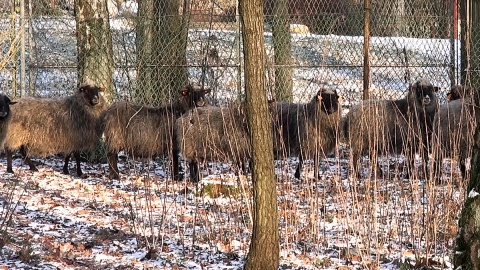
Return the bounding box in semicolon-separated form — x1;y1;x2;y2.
363;0;371;100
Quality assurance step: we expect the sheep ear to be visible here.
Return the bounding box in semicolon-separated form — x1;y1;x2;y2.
317;94;323;101
447;93;452;100
99;87;106;92
203;88;211;94
338;96;344;102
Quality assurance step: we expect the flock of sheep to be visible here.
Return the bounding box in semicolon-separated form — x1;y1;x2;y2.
0;78;474;182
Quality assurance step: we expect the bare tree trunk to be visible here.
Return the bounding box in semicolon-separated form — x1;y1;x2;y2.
272;0;293;101
454;0;480;269
75;0;114;102
240;0;279;269
136;0;155;104
152;0;189;105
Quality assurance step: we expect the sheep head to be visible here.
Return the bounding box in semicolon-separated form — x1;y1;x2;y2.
180;85;211;109
79;84;105;106
447;85;466;101
316;88;342;115
0;95;15;118
409;78;439;107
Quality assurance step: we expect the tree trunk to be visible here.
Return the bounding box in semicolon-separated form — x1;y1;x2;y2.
75;0;114;102
240;0;279;269
152;0;189;103
272;0;293;101
454;1;480;269
136;0;155;104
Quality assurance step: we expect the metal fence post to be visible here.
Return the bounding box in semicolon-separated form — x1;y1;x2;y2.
363;0;370;100
20;0;26;97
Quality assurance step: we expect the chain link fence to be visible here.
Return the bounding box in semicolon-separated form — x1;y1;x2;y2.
0;0;457;105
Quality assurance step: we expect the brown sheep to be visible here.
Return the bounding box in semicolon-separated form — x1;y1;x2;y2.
102;85;210;180
5;84;107;176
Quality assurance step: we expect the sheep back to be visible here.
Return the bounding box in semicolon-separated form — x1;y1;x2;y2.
102;102;178;158
175;104;251;165
433;98;476;161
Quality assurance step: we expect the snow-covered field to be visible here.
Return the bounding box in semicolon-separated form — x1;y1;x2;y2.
0;16;465;269
0;150;465;269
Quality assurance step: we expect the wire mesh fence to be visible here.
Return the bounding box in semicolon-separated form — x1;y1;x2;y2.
0;0;473;268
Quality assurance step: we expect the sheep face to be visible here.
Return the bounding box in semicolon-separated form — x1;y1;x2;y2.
409;79;439;107
0;95;16;119
180;85;211;108
79;85;105;106
447;85;465;101
317;88;341;115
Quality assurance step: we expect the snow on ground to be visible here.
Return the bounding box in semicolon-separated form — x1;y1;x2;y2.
0;150;464;269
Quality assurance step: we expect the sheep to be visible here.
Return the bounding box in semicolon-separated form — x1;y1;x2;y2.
273;88;342;179
102;85;211;180
342;79;439;178
0;94;16;147
4;84;107;176
174;102;254;182
432;85;475;179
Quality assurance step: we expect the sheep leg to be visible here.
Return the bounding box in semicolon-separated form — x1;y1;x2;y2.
63;154;71;174
20;146;37;172
294;156;303;179
460;158;467;179
189;160;200;182
107;151;120;180
73;152;84;177
6;148;13;174
172;146;183;181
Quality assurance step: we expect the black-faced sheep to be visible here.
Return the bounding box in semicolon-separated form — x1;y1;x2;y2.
432;85;475;179
102;85;210;180
174;103;254;182
343;79;439;178
0;94;16;147
5;84;107;176
273;88;342;179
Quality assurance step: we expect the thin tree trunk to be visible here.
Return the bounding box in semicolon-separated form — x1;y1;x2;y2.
136;0;155;104
154;0;189;104
240;0;279;269
272;0;293;101
454;0;480;269
75;0;114;102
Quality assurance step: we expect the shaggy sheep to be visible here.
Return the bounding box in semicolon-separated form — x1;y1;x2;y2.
5;84;107;176
432;85;475;179
342;79;439;178
0;94;16;147
174;102;254;182
102;85;210;180
273;88;342;179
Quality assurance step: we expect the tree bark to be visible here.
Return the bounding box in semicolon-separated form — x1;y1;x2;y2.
454;1;480;269
272;0;293;101
75;0;114;102
137;0;189;105
240;0;279;269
